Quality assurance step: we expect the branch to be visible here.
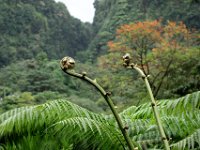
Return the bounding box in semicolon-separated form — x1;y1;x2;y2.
153;59;173;97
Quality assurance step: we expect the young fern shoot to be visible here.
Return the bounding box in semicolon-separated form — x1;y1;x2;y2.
60;56;139;150
122;53;170;150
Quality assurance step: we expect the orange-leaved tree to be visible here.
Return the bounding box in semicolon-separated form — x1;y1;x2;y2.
99;20;199;98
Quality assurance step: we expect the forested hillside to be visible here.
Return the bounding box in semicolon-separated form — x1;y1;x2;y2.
0;0;96;113
0;0;93;67
0;0;199;113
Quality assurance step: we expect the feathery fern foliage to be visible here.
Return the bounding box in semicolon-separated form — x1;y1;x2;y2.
0;100;125;150
0;91;200;149
121;91;200;149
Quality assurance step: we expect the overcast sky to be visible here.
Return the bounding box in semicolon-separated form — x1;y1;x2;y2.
55;0;95;23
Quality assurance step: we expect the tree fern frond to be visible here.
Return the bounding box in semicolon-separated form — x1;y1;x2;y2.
121;91;200;119
0;92;199;149
133;130;161;144
0;134;70;150
119;92;200;149
171;128;200;150
122;118;151;136
0;99;123;149
162;112;200;137
158;91;200;114
49;117;125;150
121;105;153;120
41;99;106;123
0;99;108;138
0;106;38;137
0;106;34;124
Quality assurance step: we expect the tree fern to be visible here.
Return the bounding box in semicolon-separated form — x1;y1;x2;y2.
120;91;200;149
0;100;125;150
0;91;199;149
49;117;124;149
171;128;200;150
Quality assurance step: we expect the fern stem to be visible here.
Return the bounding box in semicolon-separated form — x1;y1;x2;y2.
60;57;138;150
131;64;170;150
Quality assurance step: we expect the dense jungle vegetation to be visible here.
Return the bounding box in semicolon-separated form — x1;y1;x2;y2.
0;0;200;149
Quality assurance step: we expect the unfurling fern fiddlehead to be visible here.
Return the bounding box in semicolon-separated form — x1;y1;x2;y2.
122;53;170;150
60;56;139;150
